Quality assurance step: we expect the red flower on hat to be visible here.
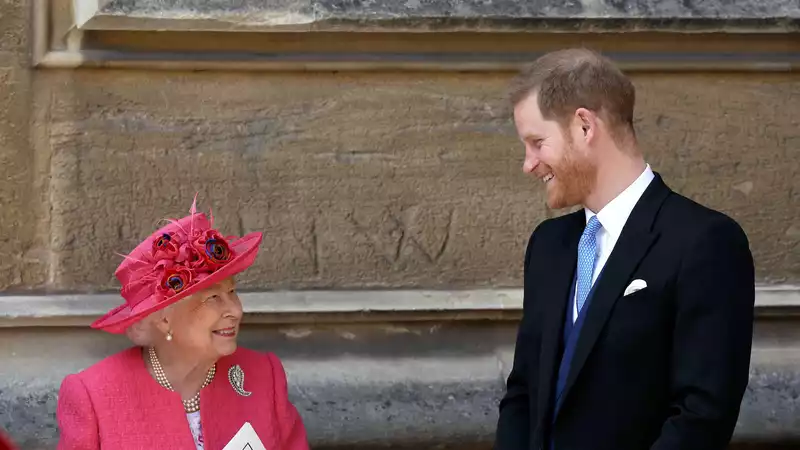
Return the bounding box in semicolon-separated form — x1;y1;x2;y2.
152;232;180;261
191;230;234;269
157;266;195;299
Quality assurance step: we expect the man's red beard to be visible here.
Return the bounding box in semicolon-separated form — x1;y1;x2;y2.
545;141;597;210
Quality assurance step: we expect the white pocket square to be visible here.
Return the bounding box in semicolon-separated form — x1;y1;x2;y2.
624;279;647;296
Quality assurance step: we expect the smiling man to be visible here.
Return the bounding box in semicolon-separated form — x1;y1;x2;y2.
494;48;756;450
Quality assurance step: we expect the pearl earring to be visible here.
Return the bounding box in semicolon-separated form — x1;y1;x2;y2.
166;331;173;341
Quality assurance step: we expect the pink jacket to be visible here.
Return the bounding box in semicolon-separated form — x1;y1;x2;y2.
56;347;309;450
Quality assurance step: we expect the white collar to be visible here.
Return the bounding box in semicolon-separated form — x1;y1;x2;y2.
585;164;655;239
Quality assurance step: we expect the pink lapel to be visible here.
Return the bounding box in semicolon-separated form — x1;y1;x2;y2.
201;349;280;449
119;348;198;448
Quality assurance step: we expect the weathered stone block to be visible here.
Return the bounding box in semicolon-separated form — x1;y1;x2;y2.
0;0;49;291
42;71;799;290
633;74;800;283
44;72;545;290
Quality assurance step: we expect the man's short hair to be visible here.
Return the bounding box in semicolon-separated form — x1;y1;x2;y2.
509;48;636;139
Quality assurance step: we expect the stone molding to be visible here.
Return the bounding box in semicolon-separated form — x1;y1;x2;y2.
72;0;800;33
1;285;798;327
31;0;800;72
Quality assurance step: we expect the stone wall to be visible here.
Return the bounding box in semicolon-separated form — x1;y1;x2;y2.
6;67;800;293
12;71;800;292
5;1;798;293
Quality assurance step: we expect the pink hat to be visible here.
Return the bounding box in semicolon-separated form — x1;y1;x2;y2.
92;196;263;334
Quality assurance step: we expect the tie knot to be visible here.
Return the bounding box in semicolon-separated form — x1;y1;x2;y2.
583;215;602;237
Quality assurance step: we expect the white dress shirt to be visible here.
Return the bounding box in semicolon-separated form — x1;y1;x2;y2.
572;164;655;323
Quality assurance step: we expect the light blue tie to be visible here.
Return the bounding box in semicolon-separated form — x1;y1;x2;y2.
576;216;602;314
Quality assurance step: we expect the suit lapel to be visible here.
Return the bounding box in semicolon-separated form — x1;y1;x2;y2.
536;210;584;423
556;175;671;415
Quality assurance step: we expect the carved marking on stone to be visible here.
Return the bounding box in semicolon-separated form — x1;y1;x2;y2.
292;215;322;276
345;205;455;267
345;208;405;266
237;211;246;238
402;206;454;264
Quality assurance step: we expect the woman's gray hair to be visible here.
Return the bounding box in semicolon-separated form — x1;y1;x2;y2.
124;306;172;347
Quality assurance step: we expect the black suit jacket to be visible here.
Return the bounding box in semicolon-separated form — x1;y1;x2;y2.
495;174;755;450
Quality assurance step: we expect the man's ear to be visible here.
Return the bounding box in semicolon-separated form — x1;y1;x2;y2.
574;108;599;144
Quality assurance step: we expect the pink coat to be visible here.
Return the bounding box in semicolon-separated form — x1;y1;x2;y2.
56;347;309;450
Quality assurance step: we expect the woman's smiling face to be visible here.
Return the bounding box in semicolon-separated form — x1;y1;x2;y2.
161;277;243;361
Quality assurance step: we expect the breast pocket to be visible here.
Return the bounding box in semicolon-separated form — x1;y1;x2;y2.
602;281;671;354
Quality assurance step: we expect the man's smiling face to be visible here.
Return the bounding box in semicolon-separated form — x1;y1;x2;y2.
514;93;597;210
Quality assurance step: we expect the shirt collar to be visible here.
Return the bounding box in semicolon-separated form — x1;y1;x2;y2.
585;164;655;239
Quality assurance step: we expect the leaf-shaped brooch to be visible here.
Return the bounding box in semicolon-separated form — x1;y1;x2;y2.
228;364;252;397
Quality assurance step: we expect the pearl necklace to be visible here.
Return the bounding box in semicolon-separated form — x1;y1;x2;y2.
147;346;216;413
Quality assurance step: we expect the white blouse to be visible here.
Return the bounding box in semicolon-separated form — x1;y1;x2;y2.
187;411;204;450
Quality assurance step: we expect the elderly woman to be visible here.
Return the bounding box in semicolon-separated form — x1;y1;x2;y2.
56;199;309;449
